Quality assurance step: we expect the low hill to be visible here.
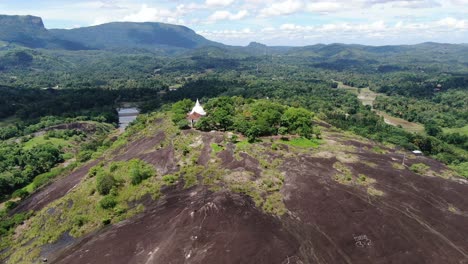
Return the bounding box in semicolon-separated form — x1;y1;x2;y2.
1;112;467;263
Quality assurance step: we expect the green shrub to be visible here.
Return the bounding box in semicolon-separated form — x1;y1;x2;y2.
359;174;367;182
0;212;30;236
129;159;155;185
230;134;238;143
99;195;117;209
109;163;119;172
12;189;29;199
278;126;288;135
102;218;111;226
262;193;286;216
182;146;190;156
451;162;468;178
113;206;126;216
77;150;93;162
4;201;17;210
61;153;73;160
271;143;279;151
88;165;101;177
73;215;88;227
410;163;430;175
177;119;190;129
96;173;116;195
162;174;178;185
372;146;386;154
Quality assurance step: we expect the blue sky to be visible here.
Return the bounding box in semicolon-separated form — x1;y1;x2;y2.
1;0;467;45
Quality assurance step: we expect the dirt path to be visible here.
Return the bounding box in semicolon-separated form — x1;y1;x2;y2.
334;80;425;133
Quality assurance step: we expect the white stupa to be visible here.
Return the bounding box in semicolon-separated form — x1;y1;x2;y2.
189;99;206;116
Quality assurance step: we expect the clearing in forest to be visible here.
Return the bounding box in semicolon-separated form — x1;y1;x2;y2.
334;81;425;134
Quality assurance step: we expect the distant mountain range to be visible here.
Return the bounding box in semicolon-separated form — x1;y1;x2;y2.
0;15;220;51
1;14;468;61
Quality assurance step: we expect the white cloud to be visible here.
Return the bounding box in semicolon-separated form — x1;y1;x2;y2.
259;0;304;17
436;17;468;29
205;0;235;7
197;27;255;41
103;4;186;25
450;0;468;4
366;0;440;8
198;18;468;45
208;10;249;21
306;2;342;13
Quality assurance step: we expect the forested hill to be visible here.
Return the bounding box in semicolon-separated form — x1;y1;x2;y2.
0;15;88;50
0;14;221;51
49;22;220;50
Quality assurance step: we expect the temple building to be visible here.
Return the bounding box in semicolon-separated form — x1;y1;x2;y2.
187;99;206;127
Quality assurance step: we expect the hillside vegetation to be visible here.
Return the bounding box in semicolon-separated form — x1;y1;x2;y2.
1;108;467;263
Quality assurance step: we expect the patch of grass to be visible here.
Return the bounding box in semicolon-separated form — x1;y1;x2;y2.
202;164;224;186
23;136;70;150
235;140;251;149
261;177;282;192
336;152;359;163
358;174;367;182
280;137;321;148
443;125;468;137
180;165;204;188
262;193;287;216
371;146;387;154
333;162;354;184
410;163;430;175
439;170;459;179
357;174;376;186
229;182;264;208
367;187;384;196
450;162;468;179
362;161;377;168
392;162;405;170
210;143;224;154
162;174;178;185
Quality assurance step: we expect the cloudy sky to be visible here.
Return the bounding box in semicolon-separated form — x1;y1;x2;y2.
1;0;467;46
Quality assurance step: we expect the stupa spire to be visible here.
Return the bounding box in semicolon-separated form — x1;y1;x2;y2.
190;99;206;116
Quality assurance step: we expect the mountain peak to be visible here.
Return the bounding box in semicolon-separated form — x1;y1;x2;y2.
0;14;46;31
247;41;267;48
0;14;49;48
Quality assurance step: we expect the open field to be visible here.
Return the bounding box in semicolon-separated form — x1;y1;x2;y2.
334;81;425;134
22;135;72;150
376;111;425;133
443;125;468;136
